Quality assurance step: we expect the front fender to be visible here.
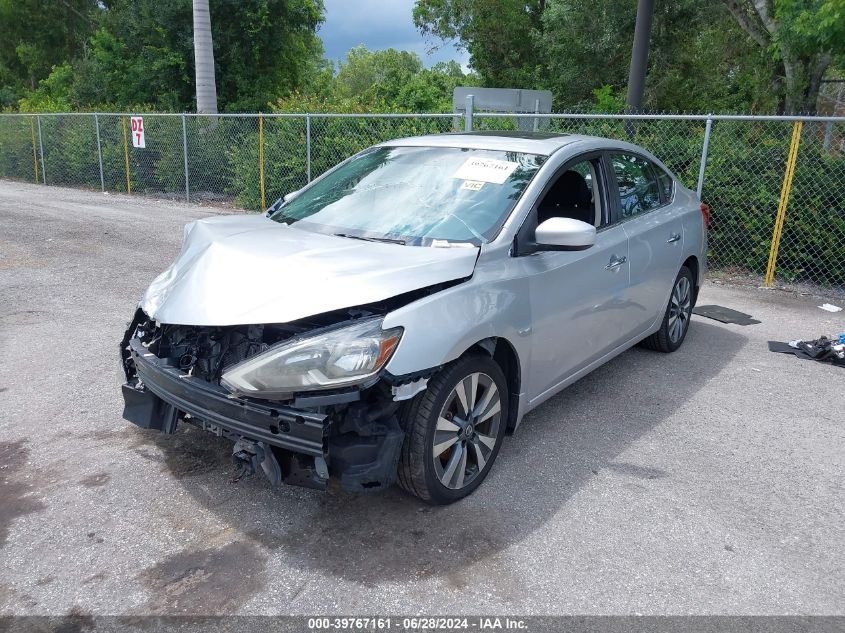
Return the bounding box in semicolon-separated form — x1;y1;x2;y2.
382;273;531;381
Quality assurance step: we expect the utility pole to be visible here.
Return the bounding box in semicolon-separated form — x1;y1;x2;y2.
625;0;654;113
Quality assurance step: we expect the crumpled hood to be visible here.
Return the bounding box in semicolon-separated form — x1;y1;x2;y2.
140;214;479;326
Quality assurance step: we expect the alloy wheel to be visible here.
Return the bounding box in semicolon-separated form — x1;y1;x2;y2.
668;275;692;344
431;372;502;490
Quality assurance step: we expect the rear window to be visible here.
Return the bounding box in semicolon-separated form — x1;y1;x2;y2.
610;153;662;218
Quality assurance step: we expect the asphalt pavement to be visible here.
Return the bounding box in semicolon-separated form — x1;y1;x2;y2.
0;181;843;616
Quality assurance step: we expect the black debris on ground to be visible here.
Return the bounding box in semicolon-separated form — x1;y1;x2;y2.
693;305;761;326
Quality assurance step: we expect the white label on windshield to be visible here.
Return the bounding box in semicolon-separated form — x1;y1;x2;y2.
454;158;519;184
460;180;485;191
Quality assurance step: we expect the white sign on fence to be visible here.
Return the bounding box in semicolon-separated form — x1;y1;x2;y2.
130;116;145;148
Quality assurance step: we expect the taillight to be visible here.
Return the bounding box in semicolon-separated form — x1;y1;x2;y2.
700;202;711;229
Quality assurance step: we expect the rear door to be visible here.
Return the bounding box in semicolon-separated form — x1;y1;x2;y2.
608;152;684;336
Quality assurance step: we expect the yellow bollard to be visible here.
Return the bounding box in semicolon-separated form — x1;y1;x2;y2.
763;121;802;288
122;116;132;194
30;117;39;183
258;113;266;210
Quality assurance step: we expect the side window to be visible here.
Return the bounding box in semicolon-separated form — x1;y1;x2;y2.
536;159;602;227
656;167;674;202
610;153;662;218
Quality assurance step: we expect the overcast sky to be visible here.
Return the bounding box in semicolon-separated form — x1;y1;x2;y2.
318;0;470;69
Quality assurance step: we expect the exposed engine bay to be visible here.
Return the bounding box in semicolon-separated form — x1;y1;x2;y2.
132;315;339;385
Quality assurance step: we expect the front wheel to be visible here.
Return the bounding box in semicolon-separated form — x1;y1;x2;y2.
641;266;694;353
397;355;508;504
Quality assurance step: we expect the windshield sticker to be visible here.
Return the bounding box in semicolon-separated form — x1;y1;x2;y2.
460;180;485;191
453;158;519;184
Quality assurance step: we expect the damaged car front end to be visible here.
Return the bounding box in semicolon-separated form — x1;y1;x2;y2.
120;292;451;493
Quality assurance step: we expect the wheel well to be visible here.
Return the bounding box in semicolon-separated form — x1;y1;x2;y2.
466;337;521;431
683;255;700;305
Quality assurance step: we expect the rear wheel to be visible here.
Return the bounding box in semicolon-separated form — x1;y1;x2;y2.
397;355;508;504
641;266;694;353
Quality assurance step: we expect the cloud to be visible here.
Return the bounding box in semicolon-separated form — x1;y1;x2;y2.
319;0;469;69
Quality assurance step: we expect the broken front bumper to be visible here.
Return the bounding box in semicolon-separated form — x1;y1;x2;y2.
122;320;412;493
123;335;327;461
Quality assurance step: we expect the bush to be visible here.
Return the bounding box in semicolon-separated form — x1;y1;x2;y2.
0;115;37;182
701;121;845;287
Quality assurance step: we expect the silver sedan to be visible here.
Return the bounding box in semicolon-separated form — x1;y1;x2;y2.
120;132;708;504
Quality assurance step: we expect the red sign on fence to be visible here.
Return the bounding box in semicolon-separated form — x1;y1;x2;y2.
130;116;146;148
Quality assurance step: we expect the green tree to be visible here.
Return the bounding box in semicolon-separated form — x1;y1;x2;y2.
415;0;785;113
413;0;546;88
0;0;98;106
17;62;75;112
211;0;325;111
335;46;424;103
539;0;631;108
397;61;473;111
52;0;324;111
72;3;194;111
540;0;778;111
723;0;845;113
318;47;473;112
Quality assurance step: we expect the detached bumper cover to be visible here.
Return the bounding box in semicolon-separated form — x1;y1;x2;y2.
123;337;327;456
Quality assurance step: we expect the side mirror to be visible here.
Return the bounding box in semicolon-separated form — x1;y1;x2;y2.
534;217;596;251
283;189;302;203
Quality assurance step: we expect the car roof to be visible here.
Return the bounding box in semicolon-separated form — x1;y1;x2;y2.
377;131;608;156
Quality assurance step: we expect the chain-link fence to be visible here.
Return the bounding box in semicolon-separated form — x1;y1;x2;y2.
0;110;843;292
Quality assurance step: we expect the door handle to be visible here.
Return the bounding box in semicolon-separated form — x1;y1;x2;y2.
605;255;627;270
667;233;681;243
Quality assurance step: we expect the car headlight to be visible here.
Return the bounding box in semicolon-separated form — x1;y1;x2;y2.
220;317;402;399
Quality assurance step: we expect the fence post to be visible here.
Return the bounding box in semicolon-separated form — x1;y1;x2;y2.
306;114;312;183
36;115;46;184
121;116;131;194
30;117;39;183
464;94;474;132
94;114;105;192
182;114;190;202
696;114;712;199
763;120;803;288
258;113;266;209
533;99;540;132
823;121;833;152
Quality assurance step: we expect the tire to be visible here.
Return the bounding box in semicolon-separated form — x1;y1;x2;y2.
397;354;508;504
641;266;694;353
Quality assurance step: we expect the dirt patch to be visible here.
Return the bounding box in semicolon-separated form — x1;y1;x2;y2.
0;440;46;548
79;473;111;489
132;427;231;479
138;541;266;614
242;490;515;586
0;242;47;272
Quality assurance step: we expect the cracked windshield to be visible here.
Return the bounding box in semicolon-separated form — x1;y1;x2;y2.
269;146;545;245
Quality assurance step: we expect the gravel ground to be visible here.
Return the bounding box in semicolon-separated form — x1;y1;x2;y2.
0;181;843;617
